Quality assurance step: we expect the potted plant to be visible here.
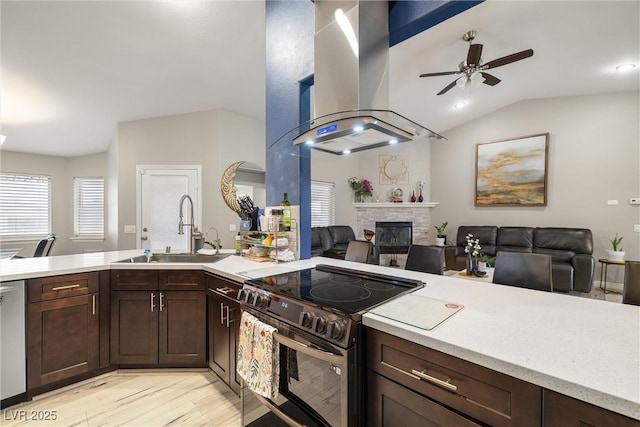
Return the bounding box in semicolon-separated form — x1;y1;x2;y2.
434;222;448;246
607;233;625;261
478;253;495;270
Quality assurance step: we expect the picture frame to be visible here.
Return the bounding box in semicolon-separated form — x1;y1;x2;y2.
475;133;549;207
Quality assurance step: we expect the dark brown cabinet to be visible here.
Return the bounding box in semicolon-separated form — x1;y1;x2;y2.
27;272;101;393
543;390;640;427
366;329;542;427
367;370;481;427
206;273;241;395
110;270;206;367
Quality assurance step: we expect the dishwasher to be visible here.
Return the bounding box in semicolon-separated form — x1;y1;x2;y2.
1;281;26;408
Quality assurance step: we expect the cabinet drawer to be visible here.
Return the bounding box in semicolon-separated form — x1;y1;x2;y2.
111;270;159;291
367;370;481;427
367;329;541;427
28;272;98;302
159;270;204;291
205;273;241;300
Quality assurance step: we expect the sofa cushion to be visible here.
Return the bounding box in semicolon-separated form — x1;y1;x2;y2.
311;227;332;257
456;226;498;256
497;227;534;253
534;228;593;254
535;248;576;263
328;225;356;247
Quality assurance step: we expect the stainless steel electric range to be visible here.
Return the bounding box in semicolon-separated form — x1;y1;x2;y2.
238;264;424;427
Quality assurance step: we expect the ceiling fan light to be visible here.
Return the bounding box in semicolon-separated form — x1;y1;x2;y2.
470;71;484;84
456;76;468;88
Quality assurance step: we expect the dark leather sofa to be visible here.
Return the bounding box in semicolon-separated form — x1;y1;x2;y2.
311;225;356;259
455;225;595;293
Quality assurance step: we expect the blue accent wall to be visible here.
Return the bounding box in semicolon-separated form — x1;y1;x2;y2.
389;1;483;47
265;0;481;259
265;0;314;258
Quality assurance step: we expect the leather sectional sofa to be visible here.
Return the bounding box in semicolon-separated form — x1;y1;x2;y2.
455;226;595;293
311;225;356;259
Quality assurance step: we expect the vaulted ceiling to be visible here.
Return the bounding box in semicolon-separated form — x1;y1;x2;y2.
1;1;638;157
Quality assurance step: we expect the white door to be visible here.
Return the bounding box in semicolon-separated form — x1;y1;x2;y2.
138;166;201;253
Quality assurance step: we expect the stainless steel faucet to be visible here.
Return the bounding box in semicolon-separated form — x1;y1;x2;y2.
178;194;197;254
205;227;221;255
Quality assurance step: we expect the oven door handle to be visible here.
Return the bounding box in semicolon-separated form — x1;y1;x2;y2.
252;393;307;427
274;332;344;366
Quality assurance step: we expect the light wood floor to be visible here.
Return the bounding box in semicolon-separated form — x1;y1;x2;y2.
2;370;241;427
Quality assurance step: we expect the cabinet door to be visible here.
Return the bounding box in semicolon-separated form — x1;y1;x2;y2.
158;291;206;366
543;390;640;427
207;289;241;395
367;371;482;427
27;294;99;390
208;290;230;381
110;291;158;365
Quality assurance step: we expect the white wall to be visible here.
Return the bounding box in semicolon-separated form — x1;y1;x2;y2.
431;91;640;282
115;109;265;250
0;151;108;256
311;136;433;235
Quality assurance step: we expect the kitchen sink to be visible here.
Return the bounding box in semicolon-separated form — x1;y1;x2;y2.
117;253;230;263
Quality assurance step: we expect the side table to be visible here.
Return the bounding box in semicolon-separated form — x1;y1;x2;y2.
598;258;625;293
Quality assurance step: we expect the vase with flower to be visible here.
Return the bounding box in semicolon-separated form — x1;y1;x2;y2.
417;180;424;203
464;233;481;274
348;177;373;203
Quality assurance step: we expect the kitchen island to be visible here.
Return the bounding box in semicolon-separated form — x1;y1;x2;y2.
1;251;638;423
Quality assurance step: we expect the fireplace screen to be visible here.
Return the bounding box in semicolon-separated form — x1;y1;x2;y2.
375;221;412;254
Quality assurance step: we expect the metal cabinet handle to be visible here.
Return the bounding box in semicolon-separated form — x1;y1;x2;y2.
52;283;81;291
150;293;156;312
211;287;235;297
411;369;458;392
159;292;164;311
92;295;96;315
225;305;231;328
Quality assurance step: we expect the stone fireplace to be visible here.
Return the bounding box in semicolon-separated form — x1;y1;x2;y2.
354;202;437;266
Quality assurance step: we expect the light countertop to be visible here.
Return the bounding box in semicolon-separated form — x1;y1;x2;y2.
1;252;638;420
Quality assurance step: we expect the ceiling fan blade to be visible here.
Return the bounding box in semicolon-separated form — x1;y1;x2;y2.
419;71;459;78
483;49;534;69
480;72;501;86
467;43;483;66
437;80;458;96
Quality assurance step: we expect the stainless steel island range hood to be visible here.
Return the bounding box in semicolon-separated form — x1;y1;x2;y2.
293;1;443;155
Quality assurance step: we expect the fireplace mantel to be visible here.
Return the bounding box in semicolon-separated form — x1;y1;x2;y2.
352;202;438;208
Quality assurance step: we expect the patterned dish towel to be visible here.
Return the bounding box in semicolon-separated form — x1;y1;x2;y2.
237;311;280;399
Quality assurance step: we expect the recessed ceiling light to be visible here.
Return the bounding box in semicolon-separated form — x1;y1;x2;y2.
0;135;6;145
342;149;351;154
389;139;398;144
305;139;314;145
616;63;636;72
353;125;365;132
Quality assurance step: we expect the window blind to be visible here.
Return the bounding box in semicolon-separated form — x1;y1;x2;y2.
0;173;51;237
311;180;335;227
74;177;104;237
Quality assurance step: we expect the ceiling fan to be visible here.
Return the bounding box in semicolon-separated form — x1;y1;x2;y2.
419;30;534;95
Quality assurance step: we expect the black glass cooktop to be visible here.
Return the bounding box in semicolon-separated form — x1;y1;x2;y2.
245;264;424;315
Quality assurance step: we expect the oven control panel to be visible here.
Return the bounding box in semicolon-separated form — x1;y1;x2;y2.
238;285;354;348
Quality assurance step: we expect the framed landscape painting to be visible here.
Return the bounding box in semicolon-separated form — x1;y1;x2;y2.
475;133;549;207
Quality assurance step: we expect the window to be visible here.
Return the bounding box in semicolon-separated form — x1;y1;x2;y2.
0;173;51;237
311;180;335;227
74;177;104;238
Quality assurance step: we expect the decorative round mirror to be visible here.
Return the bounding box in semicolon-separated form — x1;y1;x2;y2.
382;156;407;183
